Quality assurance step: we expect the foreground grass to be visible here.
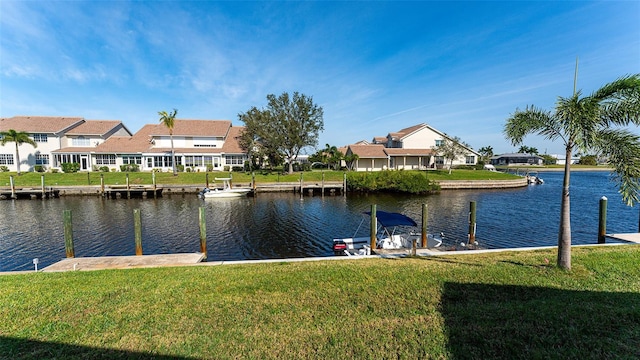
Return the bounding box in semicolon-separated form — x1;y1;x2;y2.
0;169;518;187
1;246;639;359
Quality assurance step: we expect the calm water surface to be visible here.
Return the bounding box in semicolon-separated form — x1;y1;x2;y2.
1;171;637;272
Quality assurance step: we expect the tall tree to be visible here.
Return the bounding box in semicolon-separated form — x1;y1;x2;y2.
505;71;640;270
0;129;37;175
158;109;178;176
432;136;470;175
239;92;324;174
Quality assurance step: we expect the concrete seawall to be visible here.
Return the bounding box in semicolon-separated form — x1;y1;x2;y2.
438;178;528;190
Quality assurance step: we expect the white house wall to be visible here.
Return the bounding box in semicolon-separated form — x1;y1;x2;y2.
400;128;441;149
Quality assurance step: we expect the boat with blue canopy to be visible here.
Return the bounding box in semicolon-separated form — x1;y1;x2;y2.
332;210;443;256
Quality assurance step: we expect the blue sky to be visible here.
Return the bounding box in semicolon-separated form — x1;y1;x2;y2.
1;1;638;155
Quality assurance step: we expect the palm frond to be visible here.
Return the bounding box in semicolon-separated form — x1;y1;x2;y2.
595;128;640;206
504;106;559;145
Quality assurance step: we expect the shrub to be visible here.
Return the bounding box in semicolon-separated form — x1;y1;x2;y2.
0;166;9;172
120;164;140;172
61;162;80;173
223;166;230;172
176;164;185;172
99;166;110;172
34;165;46;173
232;166;244;172
50;168;59;173
346;170;439;194
206;164;214;172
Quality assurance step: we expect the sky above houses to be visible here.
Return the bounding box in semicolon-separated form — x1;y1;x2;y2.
1;1;638;156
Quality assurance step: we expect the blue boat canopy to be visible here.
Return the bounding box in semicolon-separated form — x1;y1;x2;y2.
363;210;417;227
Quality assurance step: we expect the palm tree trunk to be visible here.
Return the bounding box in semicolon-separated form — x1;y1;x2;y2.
557;145;573;269
170;133;177;176
14;142;21;176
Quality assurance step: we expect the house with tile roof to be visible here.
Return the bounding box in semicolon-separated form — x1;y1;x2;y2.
92;119;247;172
346;123;479;171
0;116;131;172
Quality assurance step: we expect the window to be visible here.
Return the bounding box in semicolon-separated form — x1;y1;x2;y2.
32;133;48;143
55;154;80;165
36;154;49;165
95;154;116;165
225;155;244;165
435;139;444;147
0;154;14;165
185;156;204;167
194;144;216;148
466;156;475;164
72;136;91;146
122;155;142;165
151;156;181;168
435;156;445;165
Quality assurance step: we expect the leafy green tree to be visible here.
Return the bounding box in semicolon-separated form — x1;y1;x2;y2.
541;154;557;165
579;155;598;166
432;136;470;175
158;109;178;176
505;72;640;270
239;92;324;174
0;129;37;175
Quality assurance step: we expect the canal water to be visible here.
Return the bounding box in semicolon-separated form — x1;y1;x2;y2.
1;171;637;272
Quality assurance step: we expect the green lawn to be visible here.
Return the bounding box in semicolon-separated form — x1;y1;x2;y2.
1;245;639;359
0;169;519;187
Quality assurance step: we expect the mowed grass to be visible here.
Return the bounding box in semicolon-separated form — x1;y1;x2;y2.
0;169;518;187
1;246;639;359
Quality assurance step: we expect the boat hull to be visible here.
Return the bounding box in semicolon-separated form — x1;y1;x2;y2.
201;189;251;198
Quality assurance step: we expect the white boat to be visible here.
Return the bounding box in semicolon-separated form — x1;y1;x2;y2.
526;171;544;185
333;210;443;256
198;178;252;198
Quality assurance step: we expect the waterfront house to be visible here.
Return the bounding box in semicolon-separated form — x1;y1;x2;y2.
0;116;131;172
346;123;480;171
93;119;247;172
490;153;544;166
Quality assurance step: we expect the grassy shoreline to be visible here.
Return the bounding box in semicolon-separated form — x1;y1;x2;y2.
1;245;639;359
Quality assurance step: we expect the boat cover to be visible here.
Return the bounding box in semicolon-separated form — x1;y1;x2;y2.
363;210;417;227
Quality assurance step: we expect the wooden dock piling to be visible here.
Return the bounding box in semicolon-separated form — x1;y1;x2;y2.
468;201;477;244
10;175;16;199
199;207;207;259
421;203;428;248
134;209;143;255
598;196;607;244
370;204;377;250
63;210;75;258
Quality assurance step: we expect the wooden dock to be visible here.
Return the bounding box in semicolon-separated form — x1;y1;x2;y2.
606;233;640;244
102;185;163;199
0;187;60;200
42;253;206;272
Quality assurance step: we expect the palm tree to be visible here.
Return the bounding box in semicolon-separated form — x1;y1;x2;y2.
505;71;640;270
158;109;178;176
0;129;37;175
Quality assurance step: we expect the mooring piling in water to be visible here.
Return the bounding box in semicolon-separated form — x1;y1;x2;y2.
63;209;75;258
468;201;477;244
598;196;607;244
10;175;16;199
421;203;428;248
370;204;377;250
134;209;143;255
199;207;207;259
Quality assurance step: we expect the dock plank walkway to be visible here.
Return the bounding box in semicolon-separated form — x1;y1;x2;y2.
43;253;205;272
606;233;640;244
